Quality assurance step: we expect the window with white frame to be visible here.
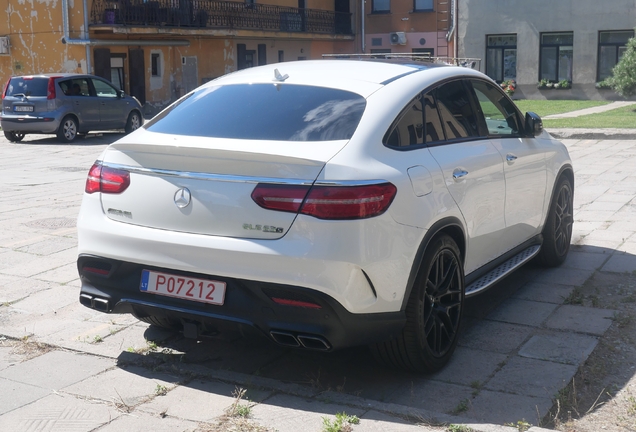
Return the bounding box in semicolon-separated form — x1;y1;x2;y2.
598;30;634;81
540;32;573;82
373;0;390;13
486;34;516;82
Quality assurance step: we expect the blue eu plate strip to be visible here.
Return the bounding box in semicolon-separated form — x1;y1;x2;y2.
140;270;149;291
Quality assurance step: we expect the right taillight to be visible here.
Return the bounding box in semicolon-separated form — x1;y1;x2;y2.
251;182;397;220
85;162;130;194
1;78;9;99
47;76;61;100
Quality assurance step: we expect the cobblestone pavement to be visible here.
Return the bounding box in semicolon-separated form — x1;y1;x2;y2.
1;131;635;432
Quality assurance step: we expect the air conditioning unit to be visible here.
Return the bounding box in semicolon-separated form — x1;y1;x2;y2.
0;36;9;55
389;32;407;45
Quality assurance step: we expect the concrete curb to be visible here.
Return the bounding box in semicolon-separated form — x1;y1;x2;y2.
547;128;636;140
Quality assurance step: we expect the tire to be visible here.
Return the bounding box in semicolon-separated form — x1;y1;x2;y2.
371;234;464;373
57;116;78;142
4;131;25;142
134;314;182;332
125;111;142;134
537;176;574;267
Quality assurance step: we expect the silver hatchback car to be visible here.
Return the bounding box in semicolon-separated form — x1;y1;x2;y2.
1;73;143;143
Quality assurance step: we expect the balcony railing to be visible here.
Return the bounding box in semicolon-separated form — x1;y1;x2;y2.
91;0;352;35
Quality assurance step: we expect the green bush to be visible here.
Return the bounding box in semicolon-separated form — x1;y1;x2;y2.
603;35;636;97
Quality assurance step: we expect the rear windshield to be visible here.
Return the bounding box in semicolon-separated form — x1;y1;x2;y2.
145;84;366;141
6;77;49;97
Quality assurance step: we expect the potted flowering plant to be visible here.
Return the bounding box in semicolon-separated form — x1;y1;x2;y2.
537;78;551;89
556;79;571;89
500;79;516;96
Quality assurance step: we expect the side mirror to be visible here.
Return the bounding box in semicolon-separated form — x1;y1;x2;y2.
118;90;125;98
525;111;543;137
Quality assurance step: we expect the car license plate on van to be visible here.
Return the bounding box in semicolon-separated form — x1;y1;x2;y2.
14;106;34;112
140;270;226;305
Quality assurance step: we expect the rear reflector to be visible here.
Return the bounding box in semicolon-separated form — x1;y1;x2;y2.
252;182;397;220
271;297;322;309
85;163;130;194
83;266;110;276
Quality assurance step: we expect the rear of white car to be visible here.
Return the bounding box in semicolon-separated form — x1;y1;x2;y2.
77;59;573;372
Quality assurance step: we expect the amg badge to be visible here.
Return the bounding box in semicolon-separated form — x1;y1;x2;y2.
243;224;284;234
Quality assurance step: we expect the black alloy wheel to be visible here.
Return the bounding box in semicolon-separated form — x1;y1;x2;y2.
4;131;25;142
537;176;574;266
371;234;464;372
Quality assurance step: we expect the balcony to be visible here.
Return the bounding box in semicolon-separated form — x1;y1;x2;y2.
91;0;353;35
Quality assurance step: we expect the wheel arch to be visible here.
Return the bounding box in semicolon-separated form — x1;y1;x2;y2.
542;164;574;227
399;216;466;311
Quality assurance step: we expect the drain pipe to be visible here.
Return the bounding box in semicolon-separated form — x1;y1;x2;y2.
360;0;365;53
61;0;190;60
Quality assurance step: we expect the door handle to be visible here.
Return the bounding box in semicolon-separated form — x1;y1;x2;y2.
452;169;468;180
506;154;518;162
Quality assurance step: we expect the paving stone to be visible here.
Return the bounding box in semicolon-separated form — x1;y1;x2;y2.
518;332;598;365
357;410;433;431
430;347;508;386
0;377;51;416
531;266;595;287
485;356;578;399
0;392;121;431
465;389;553;426
9;285;78;314
545;305;615;335
386;379;475;415
139;378;272;422
562;251;610;271
34;263;80;284
15;237;77;256
512;281;575;304
249;393;365;432
459;320;534;354
0;350;113;390
0;277;61;305
602;253;636;273
63;365;181;407
486;298;558;327
92;410;200;432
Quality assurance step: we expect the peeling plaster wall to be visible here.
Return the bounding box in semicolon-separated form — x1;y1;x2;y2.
1;0;86;79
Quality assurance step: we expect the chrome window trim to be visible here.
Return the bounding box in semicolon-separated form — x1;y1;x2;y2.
99;162;388;187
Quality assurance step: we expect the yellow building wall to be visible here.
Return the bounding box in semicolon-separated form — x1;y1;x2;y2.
1;0;87;79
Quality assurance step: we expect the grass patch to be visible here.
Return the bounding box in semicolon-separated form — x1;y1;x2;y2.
514;100;610;117
542;104;636;129
321;412;360;432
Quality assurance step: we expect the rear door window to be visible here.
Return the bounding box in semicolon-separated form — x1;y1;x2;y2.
145;84;366;141
6;77;49;97
435;80;480;140
60;78;91;97
384;97;424;147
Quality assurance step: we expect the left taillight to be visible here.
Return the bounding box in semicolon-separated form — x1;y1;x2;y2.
1;78;9;99
251;182;397;220
85;163;130;194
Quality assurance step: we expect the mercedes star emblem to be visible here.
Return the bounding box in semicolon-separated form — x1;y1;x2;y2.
174;187;192;209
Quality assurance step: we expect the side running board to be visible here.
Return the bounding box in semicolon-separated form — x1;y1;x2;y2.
465;245;541;297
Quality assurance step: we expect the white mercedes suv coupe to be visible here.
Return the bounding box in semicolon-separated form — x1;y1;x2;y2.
77;58;573;372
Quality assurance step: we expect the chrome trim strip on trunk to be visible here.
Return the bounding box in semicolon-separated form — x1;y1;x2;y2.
100;162;389;187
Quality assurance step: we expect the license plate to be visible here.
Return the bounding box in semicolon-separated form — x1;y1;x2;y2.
14;106;34;112
140;270;226;305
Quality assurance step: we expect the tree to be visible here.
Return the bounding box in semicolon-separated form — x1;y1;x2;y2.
604;35;636;97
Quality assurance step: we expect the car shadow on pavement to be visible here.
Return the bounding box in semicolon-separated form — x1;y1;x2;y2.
111;246;636;428
5;132;125;146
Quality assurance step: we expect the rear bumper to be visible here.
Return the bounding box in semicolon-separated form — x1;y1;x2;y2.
1;115;60;133
78;254;406;350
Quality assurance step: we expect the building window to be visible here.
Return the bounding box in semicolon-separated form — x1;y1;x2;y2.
151;53;161;77
598;30;634;81
278;50;284;62
486;34;516;82
540;32;573;82
110;56;125;91
414;0;433;11
412;48;434;57
370;49;391;55
372;0;390;13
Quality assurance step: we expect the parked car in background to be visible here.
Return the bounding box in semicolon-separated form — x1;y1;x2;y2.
1;73;143;143
76;57;574;372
